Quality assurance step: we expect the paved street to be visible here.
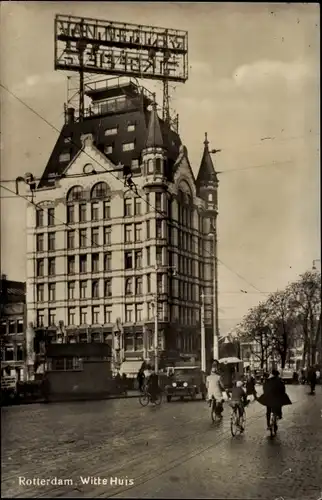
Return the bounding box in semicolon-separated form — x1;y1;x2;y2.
1;385;322;499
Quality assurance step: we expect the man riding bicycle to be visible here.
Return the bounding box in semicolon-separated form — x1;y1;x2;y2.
230;380;248;419
206;363;227;415
257;369;292;429
146;367;159;405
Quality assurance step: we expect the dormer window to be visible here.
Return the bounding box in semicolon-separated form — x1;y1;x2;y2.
59;152;71;163
104;145;113;155
105;127;118;136
208;193;213;202
127;124;135;132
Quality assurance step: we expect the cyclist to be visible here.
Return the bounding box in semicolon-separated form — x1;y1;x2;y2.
146;367;159;405
257;369;292;429
206;363;226;416
230;380;248;421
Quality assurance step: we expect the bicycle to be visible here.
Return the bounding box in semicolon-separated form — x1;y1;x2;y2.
210;396;224;423
230;401;248;437
269;411;279;438
139;388;162;407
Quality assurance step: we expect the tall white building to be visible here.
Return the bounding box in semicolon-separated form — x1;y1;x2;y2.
26;77;219;374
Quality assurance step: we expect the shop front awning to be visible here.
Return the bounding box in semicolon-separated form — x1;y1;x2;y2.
119;360;143;378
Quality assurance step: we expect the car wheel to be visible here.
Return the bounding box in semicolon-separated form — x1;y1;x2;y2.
167;395;172;402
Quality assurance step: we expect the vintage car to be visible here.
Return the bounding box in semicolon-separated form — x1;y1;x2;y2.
165;366;207;402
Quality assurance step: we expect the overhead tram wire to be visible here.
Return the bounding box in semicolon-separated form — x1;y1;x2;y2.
0;81;266;295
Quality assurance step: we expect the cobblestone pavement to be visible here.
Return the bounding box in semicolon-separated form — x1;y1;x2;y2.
1;385;321;499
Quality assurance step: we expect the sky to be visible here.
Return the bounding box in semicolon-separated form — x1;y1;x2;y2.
0;2;320;335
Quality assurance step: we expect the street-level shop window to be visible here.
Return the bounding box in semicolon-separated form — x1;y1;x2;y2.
124;333;135;351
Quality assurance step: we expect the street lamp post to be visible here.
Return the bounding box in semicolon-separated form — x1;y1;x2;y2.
154;265;177;373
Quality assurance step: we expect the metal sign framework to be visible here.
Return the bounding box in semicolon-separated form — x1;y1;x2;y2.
54;14;189;125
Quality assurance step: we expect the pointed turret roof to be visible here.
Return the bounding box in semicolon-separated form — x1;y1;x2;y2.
145;100;164;149
196;132;218;187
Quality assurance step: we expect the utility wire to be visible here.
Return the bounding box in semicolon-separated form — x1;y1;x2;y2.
0;81;267;295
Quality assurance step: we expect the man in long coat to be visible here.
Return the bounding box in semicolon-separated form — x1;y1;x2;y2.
257;369;292;429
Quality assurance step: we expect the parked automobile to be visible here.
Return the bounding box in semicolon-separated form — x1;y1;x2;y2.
165;366;207;402
280;369;294;384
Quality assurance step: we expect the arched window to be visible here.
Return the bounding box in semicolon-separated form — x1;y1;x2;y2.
66;186;84;202
91;182;110;199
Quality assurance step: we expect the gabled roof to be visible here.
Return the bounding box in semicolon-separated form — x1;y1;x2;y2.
145;102;164;149
196;133;218;189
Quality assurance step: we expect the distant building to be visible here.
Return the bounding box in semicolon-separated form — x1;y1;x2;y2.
0;275;26;381
25;77;219;377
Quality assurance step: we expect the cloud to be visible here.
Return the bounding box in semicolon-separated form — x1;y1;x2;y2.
232;59;316;89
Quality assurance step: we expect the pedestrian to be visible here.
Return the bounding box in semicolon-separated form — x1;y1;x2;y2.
137;368;145;392
245;371;257;401
316;367;320;385
307;366;317;394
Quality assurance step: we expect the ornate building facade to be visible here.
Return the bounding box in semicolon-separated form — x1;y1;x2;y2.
25;78;219;375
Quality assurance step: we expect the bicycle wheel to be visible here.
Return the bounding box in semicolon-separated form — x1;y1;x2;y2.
270;414;277;437
139;393;150;407
239;412;246;433
230;409;239;436
155;392;162;406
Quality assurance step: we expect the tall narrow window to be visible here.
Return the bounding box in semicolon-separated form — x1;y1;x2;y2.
48;258;56;276
104;226;111;245
68;281;75;300
103;200;110;219
92;254;99;273
125;278;133;295
92;280;99;298
67;205;75;224
79;255;87;273
125;224;132;243
68;256;75;275
91;203;99;221
80;280;87;299
48;283;56;302
92;227;99;246
36;209;44;227
104;252;112;272
48;208;55;227
156;192;162;211
124;198;132;217
135;223;142;242
36;234;44;252
104;279;112;297
79;204;87;222
146;193;150;213
134;198;141;215
68;230;75;249
48;232;55;251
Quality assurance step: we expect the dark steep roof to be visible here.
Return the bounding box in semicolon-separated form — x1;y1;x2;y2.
196;133;218;190
145;103;164;149
38;108;181;188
